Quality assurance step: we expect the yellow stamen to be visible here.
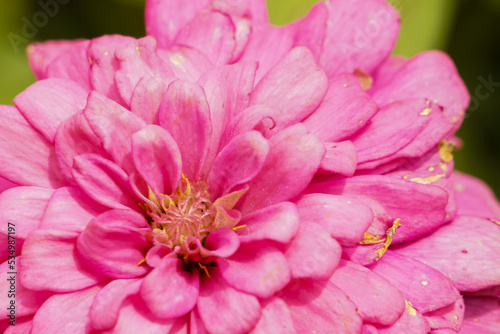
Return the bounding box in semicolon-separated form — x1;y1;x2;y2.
232;225;247;231
138;258;147;266
374;219;402;260
198;263;211;278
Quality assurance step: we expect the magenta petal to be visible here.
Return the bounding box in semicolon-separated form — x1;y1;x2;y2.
238;202;299;244
72;154;139;211
197;271;261;334
76;210;150;278
249;47;328;131
130;76;168;124
219;242;290;298
204;228;240;258
250;297;296;334
141;257;199;318
20;229;103;292
238;124;325;214
291;2;327;62
90;278;142;331
132;124;182;197
331;260;405;325
319;141;358;177
423;297;464;332
209;131;269;199
375;301;430;334
4;317;33;333
84;92;146;173
176;10;236;66
158;46;213;83
158;80;212;179
281;280;362;333
32;285;101;334
395;216;500;292
145;0;210;48
14;78;88;142
0;105;64;188
0;186;54;239
296;194;373;245
27;40;80;79
285;221;341;280
460;297;500;333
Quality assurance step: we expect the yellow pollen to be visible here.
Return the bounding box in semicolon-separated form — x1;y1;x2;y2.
232;225;247;231
138;258;147;266
439;140;454;162
198;263;211;278
410;173;446;185
405;300;418;317
421;280;429;286
360;219;402;261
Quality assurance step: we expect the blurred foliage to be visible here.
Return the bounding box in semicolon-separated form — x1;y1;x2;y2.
0;0;498;196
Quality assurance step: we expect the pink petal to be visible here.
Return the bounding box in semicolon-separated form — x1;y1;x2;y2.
250;297;296;334
291;2;327;62
88;35;136;106
238;202;299;244
0;186;54;239
90;278;142;331
249;47;328;132
130;77;168;124
330;260;405;325
370;251;461;313
228;16;251;62
303;75;379;142
319;0;400;77
0;105;65;188
395;216;500;292
307;175;449;244
20;229;103;292
238;124;325;214
76;209;151;278
208;131;268;199
460;297;500;333
45;40;92;91
39;186;106;233
84;91;146;173
190;307;208;334
0;177;16;194
296;194;373;245
197;271;261;334
204;228;240;258
371;51;469;130
285;221;341;280
27;40;81;79
375;300;430;334
176;10;236;66
4;317;33;333
145;0;211;48
13;78;88;142
281;280;362;333
141;257;199;318
424;297;464;332
319;141;358;177
158;46;213;83
451;172;500;220
32;285;101;334
219;242;290;298
158;80;212;180
223;105;279;145
132;124;182;197
72;154;139;211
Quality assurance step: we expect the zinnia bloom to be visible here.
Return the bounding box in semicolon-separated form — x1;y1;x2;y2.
0;0;499;333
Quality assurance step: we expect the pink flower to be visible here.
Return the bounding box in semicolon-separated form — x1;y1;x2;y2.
0;0;499;333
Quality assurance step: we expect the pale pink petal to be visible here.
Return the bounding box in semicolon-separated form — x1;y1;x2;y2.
72;154;140;211
76;210;150;278
132;124;182;197
45;40;92;91
219;242;290;298
395;216;500;292
0;105;65;188
228;16;252;62
319;141;358;177
296;194;373;245
460;297;500;333
88;35;136;106
176;10;236;66
238;202;299;244
249;47;328;132
285;221;341;280
90;279;142;331
158;46;213;83
250;297;296;334
130;77;169;124
32;285;101;334
208;131;268;199
303;75;379;142
238;124;325;214
424;297;464;332
330;260;405;325
307;175;448;244
0;187;54;239
281;280;362;333
27;40;81;79
84;91;146;173
141;257;199;318
13;78;88;142
197;271;261;334
371;51;469;130
375;301;430;334
20;229;103;292
223;105;279;145
145;0;211;48
319;0;400;77
158;80;212;180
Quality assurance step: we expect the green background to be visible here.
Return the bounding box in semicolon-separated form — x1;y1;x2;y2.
0;0;499;197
